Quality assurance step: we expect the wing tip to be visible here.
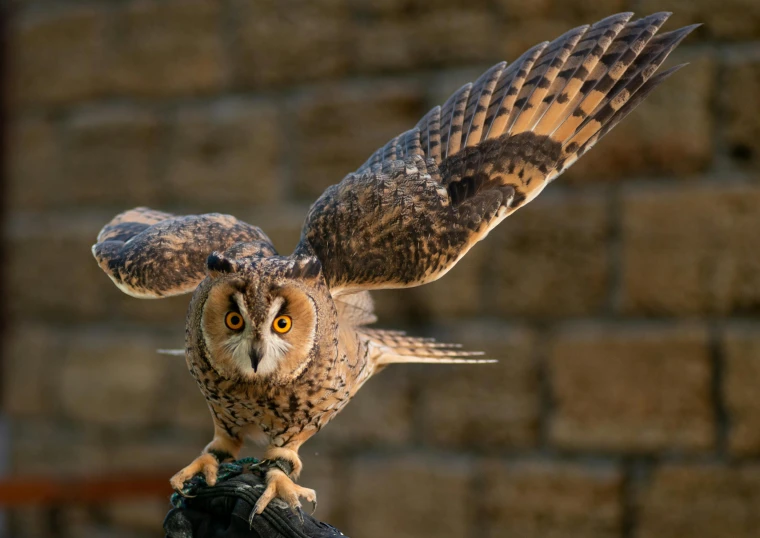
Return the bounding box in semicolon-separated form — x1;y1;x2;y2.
678;22;703;36
655;61;690;79
91;240;117;268
649;11;673;21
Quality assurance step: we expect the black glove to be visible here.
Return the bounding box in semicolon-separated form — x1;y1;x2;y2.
163;459;347;538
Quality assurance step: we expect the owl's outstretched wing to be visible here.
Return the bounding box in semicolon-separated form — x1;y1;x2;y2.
92;207;276;298
299;12;696;295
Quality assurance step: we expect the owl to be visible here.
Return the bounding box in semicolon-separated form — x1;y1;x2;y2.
92;12;695;518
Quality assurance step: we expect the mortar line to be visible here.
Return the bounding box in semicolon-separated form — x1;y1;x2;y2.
709;321;729;457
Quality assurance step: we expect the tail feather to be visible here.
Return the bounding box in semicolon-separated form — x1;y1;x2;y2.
376;354;496;366
157;349;185;356
360;328;494;366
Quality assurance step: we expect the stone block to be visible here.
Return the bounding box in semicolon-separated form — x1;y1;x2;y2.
426;66;493;114
499;18;580;63
721;56;760;169
4;213;189;324
549;323;714;452
166;359;216;433
297;455;343;527
389;244;487;321
346;0;410;17
411;10;500;67
496;2;631;64
563;51;714;182
10;419;108;474
61;105;163;209
408;0;496;9
6;116;60;210
1;323;65;417
638;464;760;538
723;324;760;455
107;431;211;472
108;0;226;96
345;455;471;538
416;322;540;450
621;183;760;315
7;106;165;211
232;0;350;88
164;99;282;209
353;9;500;73
10;7;106;105
57;328;176;427
639;0;760;41
291;80;425;199
353;20;421;73
481;460;623;538
493;0;552;20
5;214;114;321
483;190;610;318
313;365;414;450
237;205;308;254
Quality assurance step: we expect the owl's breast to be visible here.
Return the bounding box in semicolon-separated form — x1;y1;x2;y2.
185;329;376;446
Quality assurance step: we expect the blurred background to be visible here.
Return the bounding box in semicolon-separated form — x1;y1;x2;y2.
2;0;760;537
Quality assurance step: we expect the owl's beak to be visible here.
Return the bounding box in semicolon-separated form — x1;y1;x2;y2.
249;348;262;372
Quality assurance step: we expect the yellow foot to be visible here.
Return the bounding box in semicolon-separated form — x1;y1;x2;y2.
252;469;317;522
170;453;219;494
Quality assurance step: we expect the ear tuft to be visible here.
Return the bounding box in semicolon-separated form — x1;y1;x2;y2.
207;252;236;275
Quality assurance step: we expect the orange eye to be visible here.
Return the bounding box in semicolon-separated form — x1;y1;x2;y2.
272;315;292;334
225;312;244;331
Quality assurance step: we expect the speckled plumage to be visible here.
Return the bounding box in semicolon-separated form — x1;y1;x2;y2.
91;12;695;516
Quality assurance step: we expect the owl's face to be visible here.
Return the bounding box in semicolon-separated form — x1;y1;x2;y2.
195;255;324;382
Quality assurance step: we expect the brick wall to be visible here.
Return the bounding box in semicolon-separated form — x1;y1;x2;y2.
3;1;760;537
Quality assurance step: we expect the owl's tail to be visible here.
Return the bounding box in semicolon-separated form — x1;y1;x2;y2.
359;329;495;366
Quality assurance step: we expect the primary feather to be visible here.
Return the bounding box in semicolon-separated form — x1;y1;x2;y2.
300;12;695;295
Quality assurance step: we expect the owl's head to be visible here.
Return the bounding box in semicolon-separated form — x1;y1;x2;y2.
190;247;332;383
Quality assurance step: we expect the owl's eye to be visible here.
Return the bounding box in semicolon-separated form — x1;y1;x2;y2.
272;315;292;334
225;311;245;331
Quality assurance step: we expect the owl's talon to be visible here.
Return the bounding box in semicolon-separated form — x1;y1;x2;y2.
253;468;316;524
291;504;304;525
170;453;220;492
